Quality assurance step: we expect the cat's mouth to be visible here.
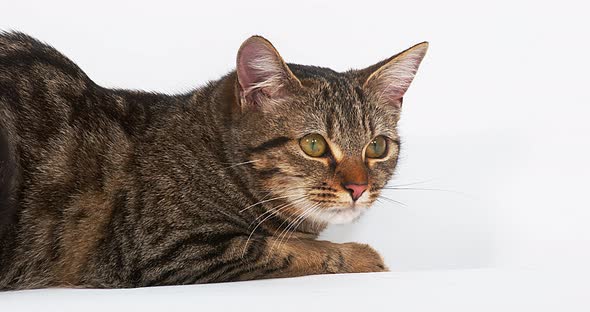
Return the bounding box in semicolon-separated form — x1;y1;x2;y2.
304;202;370;225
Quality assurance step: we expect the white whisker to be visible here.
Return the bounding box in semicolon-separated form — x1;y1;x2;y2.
240;194;303;213
270;203;319;258
222;159;260;169
241;197;308;258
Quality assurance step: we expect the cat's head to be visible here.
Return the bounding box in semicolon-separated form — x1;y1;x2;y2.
232;36;427;224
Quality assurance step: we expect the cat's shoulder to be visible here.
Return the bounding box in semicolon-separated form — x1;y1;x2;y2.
0;31;42;49
0;31;65;60
0;31;89;80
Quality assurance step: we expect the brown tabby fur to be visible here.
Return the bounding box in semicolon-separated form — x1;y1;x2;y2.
0;32;427;290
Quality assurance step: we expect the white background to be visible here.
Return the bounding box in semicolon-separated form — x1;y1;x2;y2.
1;0;589;273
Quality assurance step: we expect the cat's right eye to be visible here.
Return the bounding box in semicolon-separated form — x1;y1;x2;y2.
300;133;327;157
365;136;388;159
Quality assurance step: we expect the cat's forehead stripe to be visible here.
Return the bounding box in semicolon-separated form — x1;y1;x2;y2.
317;79;374;149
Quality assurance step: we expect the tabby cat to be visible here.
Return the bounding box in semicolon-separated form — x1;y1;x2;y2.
0;32;427;290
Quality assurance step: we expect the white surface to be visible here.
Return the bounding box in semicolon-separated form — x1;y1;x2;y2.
2;269;589;311
1;0;590;308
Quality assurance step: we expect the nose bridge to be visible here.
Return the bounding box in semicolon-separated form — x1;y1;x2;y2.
337;157;368;185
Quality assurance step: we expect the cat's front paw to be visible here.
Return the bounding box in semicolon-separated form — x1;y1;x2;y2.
337;243;388;273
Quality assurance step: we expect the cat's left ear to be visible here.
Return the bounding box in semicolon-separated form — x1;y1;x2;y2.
236;36;302;111
358;42;428;109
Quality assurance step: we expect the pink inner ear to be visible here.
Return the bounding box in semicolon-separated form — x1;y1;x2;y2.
383;72;417;101
366;44;428;108
237;43;261;91
375;58;421;103
237;40;282;94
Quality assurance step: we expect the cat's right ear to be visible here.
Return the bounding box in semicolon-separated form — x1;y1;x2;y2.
236;36;301;111
356;42;428;109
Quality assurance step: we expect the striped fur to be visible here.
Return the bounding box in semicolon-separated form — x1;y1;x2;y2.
0;32;426;290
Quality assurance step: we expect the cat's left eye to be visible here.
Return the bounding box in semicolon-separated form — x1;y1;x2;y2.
365;136;388;159
300;133;327;157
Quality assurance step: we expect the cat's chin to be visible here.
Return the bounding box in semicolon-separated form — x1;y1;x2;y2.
307;205;368;225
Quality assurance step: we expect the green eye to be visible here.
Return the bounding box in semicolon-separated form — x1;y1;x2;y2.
300;133;327;157
366;136;388;158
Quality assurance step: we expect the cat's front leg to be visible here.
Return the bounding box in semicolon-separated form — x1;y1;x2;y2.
264;238;389;278
212;236;388;282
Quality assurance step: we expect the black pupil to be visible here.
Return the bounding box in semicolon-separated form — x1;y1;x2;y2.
311;139;318;152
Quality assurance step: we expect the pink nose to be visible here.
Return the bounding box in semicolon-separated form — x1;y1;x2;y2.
343;183;368;201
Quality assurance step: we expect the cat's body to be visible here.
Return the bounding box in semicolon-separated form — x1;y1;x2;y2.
0;32;427;290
